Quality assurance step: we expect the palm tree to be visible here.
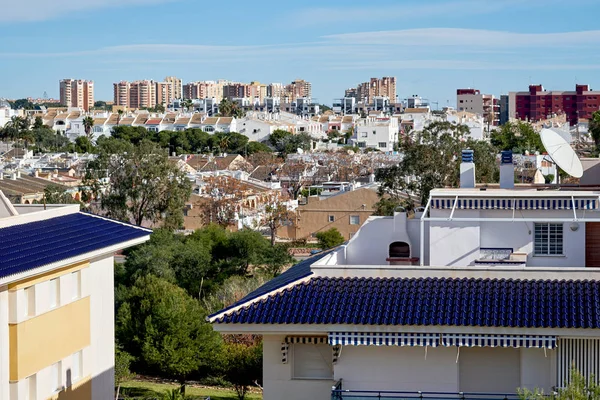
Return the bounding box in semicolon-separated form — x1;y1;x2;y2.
82;116;94;141
218;134;230;154
182;99;193;112
116;109;124;126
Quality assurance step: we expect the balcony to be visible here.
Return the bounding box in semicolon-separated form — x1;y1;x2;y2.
332;386;525;400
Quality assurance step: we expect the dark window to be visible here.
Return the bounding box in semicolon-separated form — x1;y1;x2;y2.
389;241;410;258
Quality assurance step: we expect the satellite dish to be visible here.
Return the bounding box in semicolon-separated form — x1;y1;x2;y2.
540;128;583;178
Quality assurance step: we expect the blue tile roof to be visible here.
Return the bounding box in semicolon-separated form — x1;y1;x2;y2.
208;250;334;319
0;212;151;279
213;277;600;329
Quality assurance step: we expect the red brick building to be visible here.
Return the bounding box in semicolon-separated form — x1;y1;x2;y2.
509;84;600;125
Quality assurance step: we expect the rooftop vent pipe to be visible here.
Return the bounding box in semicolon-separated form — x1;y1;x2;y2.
500;151;515;189
460;149;475;189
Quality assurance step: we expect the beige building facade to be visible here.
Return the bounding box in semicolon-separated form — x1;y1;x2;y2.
59;79;94;111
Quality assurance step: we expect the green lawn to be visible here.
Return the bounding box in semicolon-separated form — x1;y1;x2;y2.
120;380;262;400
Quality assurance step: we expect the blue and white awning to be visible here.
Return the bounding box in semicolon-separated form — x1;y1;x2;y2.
329;332;439;347
432;198;598;210
441;334;557;349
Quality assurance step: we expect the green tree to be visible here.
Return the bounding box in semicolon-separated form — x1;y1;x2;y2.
315;227;345;249
589;111;600;151
95;141;192;228
33;116;44;130
82;116;94;141
10;99;34;110
221;341;263;400
377;121;498;206
228;229;270;274
490;121;546;154
44;184;77;204
116;275;222;396
269;129;291;148
218;99;244;118
114;347;134;399
246;141;272;154
74;136;95;153
111;125;149;145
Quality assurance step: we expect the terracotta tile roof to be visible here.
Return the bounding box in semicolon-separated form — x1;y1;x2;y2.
404;108;429;113
190;114;204;124
146;118;163;125
93;118;107;125
55;113;69;120
134;115;149;124
107;114;119;124
218;117;233;125
118;117;135;126
202;117;219;125
67;112;81;119
175;117;190;125
163;113;177;123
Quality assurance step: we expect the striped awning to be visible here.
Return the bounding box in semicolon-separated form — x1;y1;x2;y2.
328;332;439;347
432;198;598;210
441;334;557;349
285;336;328;344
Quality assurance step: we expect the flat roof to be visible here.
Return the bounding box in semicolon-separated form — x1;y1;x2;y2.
431;188;600;198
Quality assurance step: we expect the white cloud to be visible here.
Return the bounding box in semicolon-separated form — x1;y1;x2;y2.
289;0;582;27
0;0;179;22
325;28;600;48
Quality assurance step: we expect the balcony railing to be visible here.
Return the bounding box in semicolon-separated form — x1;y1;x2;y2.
331;389;526;400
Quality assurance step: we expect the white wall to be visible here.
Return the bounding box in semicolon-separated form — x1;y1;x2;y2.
263;335;334;400
345;216;424;265
459;347;521;393
0;288;9;400
430;210;481;266
430;209;586;267
89;256;115;400
335;346;459;392
520;348;554;393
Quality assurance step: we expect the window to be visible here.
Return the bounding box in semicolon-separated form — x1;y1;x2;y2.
361;131;368;137
71;351;82;382
378;142;387;148
292;344;333;380
328;215;335;223
49;278;60;309
350;215;360;225
534;223;563;255
51;361;62;393
71;271;81;300
372;130;376;135
357;142;366;148
24;286;35;317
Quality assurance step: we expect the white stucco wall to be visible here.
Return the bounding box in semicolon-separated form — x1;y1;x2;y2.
334;345;459;392
0;288;9;400
89;256;115;400
430;209;586;267
263;335;334;400
345;216;425;265
520;348;554;393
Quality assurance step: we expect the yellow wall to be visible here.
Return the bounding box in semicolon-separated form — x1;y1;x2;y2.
47;376;92;400
8;261;89;291
10;297;91;381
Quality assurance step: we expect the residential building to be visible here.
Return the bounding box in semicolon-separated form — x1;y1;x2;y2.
164;76;182;100
499;94;510;125
155;81;173;107
354;77;397;104
267;83;285;99
457;88;499;126
0;190;151;400
285;79;312;102
509;84;600;126
183;80;228;101
113;81;130;108
332;98;356;115
352;115;399;150
129;80;157;109
59;79;94;111
282;185;380;241
210;150;600;400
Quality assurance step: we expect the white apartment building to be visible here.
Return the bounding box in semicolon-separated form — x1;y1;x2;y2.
210;150;600;400
352;115;399;151
0;191;151;400
457;88;499;125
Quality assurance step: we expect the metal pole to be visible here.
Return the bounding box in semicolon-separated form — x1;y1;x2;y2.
420;196;433;266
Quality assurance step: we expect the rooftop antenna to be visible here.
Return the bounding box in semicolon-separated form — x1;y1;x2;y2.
540;128;583;180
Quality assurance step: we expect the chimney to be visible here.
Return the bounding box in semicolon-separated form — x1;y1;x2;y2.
500;151;515;189
11;172;17;180
17;170;21;179
460;149;475;188
0;171;3;180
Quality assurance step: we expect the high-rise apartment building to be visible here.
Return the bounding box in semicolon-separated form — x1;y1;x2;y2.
284;79;312;101
268;83;284;98
353;77;397;104
59;79;94;111
164;76;182;101
155;82;173;107
183;81;226;101
457;88;500;126
509;84;600;125
113;80;162;109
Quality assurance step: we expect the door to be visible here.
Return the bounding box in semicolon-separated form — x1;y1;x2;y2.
586;223;600;267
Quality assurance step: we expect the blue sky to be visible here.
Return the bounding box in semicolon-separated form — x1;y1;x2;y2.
1;0;600;106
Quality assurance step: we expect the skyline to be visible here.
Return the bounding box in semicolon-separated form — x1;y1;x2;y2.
2;0;600;106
